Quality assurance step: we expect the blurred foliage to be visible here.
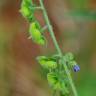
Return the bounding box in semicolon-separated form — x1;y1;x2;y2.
71;0;89;10
77;72;96;96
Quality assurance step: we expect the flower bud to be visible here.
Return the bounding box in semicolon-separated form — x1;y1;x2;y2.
64;52;74;61
37;56;57;69
47;72;57;87
20;5;31;17
29;22;46;45
20;0;35;21
73;65;80;72
37;37;46;45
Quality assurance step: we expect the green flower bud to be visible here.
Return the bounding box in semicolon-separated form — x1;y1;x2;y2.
22;0;33;6
31;29;46;45
69;61;77;67
37;56;48;68
20;5;31;17
47;73;68;92
54;82;61;90
37;37;46;45
37;56;57;69
29;21;41;30
46;61;57;69
54;81;69;94
47;72;57;87
61;82;69;94
30;29;42;40
29;22;41;38
29;22;46;45
64;52;74;61
25;0;32;2
20;0;35;21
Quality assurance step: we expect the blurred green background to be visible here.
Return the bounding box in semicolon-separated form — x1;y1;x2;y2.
0;0;96;96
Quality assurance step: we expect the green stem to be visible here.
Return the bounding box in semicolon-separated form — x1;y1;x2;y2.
30;7;42;10
40;1;62;56
35;6;42;8
39;0;78;96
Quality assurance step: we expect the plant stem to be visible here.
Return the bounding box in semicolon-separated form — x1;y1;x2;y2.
39;0;62;56
39;0;78;96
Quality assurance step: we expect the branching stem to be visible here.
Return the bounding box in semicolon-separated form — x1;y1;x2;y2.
39;0;78;96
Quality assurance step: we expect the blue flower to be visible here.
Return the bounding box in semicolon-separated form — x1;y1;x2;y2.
73;65;80;72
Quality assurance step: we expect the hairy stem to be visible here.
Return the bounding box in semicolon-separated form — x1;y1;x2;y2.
39;0;78;96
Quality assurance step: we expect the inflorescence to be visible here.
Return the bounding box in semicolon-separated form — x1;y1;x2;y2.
20;0;80;96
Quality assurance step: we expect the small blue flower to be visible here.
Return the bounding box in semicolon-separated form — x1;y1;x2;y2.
73;65;80;72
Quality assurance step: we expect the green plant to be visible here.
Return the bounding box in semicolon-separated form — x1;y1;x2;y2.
20;0;80;96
